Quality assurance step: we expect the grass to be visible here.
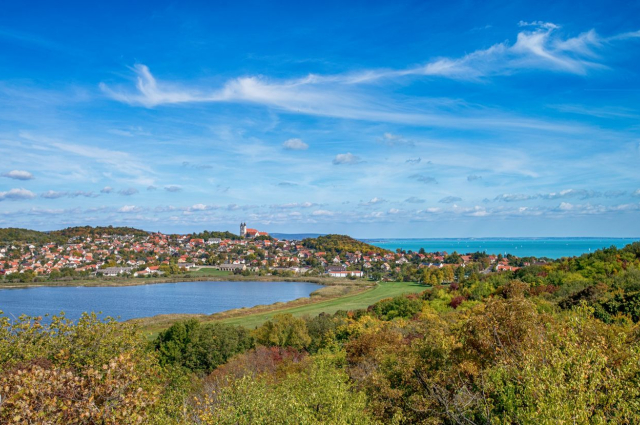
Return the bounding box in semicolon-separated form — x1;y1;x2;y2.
187;268;232;278
211;281;426;329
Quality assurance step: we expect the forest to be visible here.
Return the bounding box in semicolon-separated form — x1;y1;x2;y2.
302;234;390;256
1;242;640;424
0;226;149;244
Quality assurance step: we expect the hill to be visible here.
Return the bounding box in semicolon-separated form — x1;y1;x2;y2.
49;226;149;239
0;228;51;243
302;234;390;255
0;226;149;244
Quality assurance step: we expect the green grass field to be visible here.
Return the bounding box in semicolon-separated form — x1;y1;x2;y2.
187;268;232;277
215;281;426;328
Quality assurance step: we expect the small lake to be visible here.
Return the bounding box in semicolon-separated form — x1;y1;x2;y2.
0;281;323;322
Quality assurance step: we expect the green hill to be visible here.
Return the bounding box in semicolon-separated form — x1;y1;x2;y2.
0;228;51;243
0;226;149;244
302;234;390;255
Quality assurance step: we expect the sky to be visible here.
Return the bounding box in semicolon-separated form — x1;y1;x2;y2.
0;0;639;238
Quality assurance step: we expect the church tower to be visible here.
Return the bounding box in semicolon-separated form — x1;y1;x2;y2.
240;222;247;237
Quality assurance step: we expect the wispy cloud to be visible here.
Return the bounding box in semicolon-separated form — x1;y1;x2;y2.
377;132;415;147
404;196;425;203
164;185;182;192
100;23;640;134
494;193;537;202
119;187;139;196
541;189;601;200
439;196;462;204
360;197;386;206
410;174;437;184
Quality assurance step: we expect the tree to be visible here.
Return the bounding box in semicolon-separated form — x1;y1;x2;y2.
155;319;253;374
253;314;311;350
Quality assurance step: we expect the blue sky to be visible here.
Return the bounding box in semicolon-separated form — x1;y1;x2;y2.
1;0;639;237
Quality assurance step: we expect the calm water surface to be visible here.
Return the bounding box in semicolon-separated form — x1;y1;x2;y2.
366;238;639;259
0;280;322;322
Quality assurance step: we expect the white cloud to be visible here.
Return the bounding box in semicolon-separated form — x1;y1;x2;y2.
633;189;640;197
164;185;182;192
282;138;308;150
333;153;362;165
118;205;141;213
41;190;68;199
2;170;34;180
312;209;334;216
101;186;113;194
0;188;36;201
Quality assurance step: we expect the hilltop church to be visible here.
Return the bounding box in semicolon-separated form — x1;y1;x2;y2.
240;223;268;239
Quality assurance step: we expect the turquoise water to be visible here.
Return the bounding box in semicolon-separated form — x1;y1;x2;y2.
366;238;639;259
0;280;322;322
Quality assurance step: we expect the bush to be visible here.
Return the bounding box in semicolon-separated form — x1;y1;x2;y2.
370;296;423;321
154;319;254;375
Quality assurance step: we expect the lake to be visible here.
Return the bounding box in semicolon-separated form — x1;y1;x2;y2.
366;238;639;259
0;280;323;322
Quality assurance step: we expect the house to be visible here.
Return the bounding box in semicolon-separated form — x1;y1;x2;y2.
100;267;133;276
218;263;246;272
325;266;364;278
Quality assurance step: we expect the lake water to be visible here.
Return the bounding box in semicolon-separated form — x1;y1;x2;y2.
0;280;323;322
366;238;639;259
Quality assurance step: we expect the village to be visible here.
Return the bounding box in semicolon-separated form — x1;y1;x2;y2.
0;223;528;283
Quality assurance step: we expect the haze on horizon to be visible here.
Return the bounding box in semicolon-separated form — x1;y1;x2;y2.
1;0;639;238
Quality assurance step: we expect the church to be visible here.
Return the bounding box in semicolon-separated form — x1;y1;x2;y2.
240;223;268;238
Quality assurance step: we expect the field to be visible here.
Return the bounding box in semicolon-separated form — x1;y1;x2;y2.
214;281;425;328
187;268;233;278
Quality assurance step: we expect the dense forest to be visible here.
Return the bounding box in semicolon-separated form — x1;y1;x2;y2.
189;230;241;240
0;226;149;244
0;228;51;243
302;234;390;256
2;242;640;423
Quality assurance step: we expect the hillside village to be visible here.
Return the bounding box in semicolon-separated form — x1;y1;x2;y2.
0;224;533;284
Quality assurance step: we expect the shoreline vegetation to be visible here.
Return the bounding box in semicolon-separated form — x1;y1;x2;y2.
0;272;356;289
132;280;427;336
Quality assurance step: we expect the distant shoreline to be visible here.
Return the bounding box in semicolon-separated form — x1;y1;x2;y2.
362;237;640;241
0;274;354;290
